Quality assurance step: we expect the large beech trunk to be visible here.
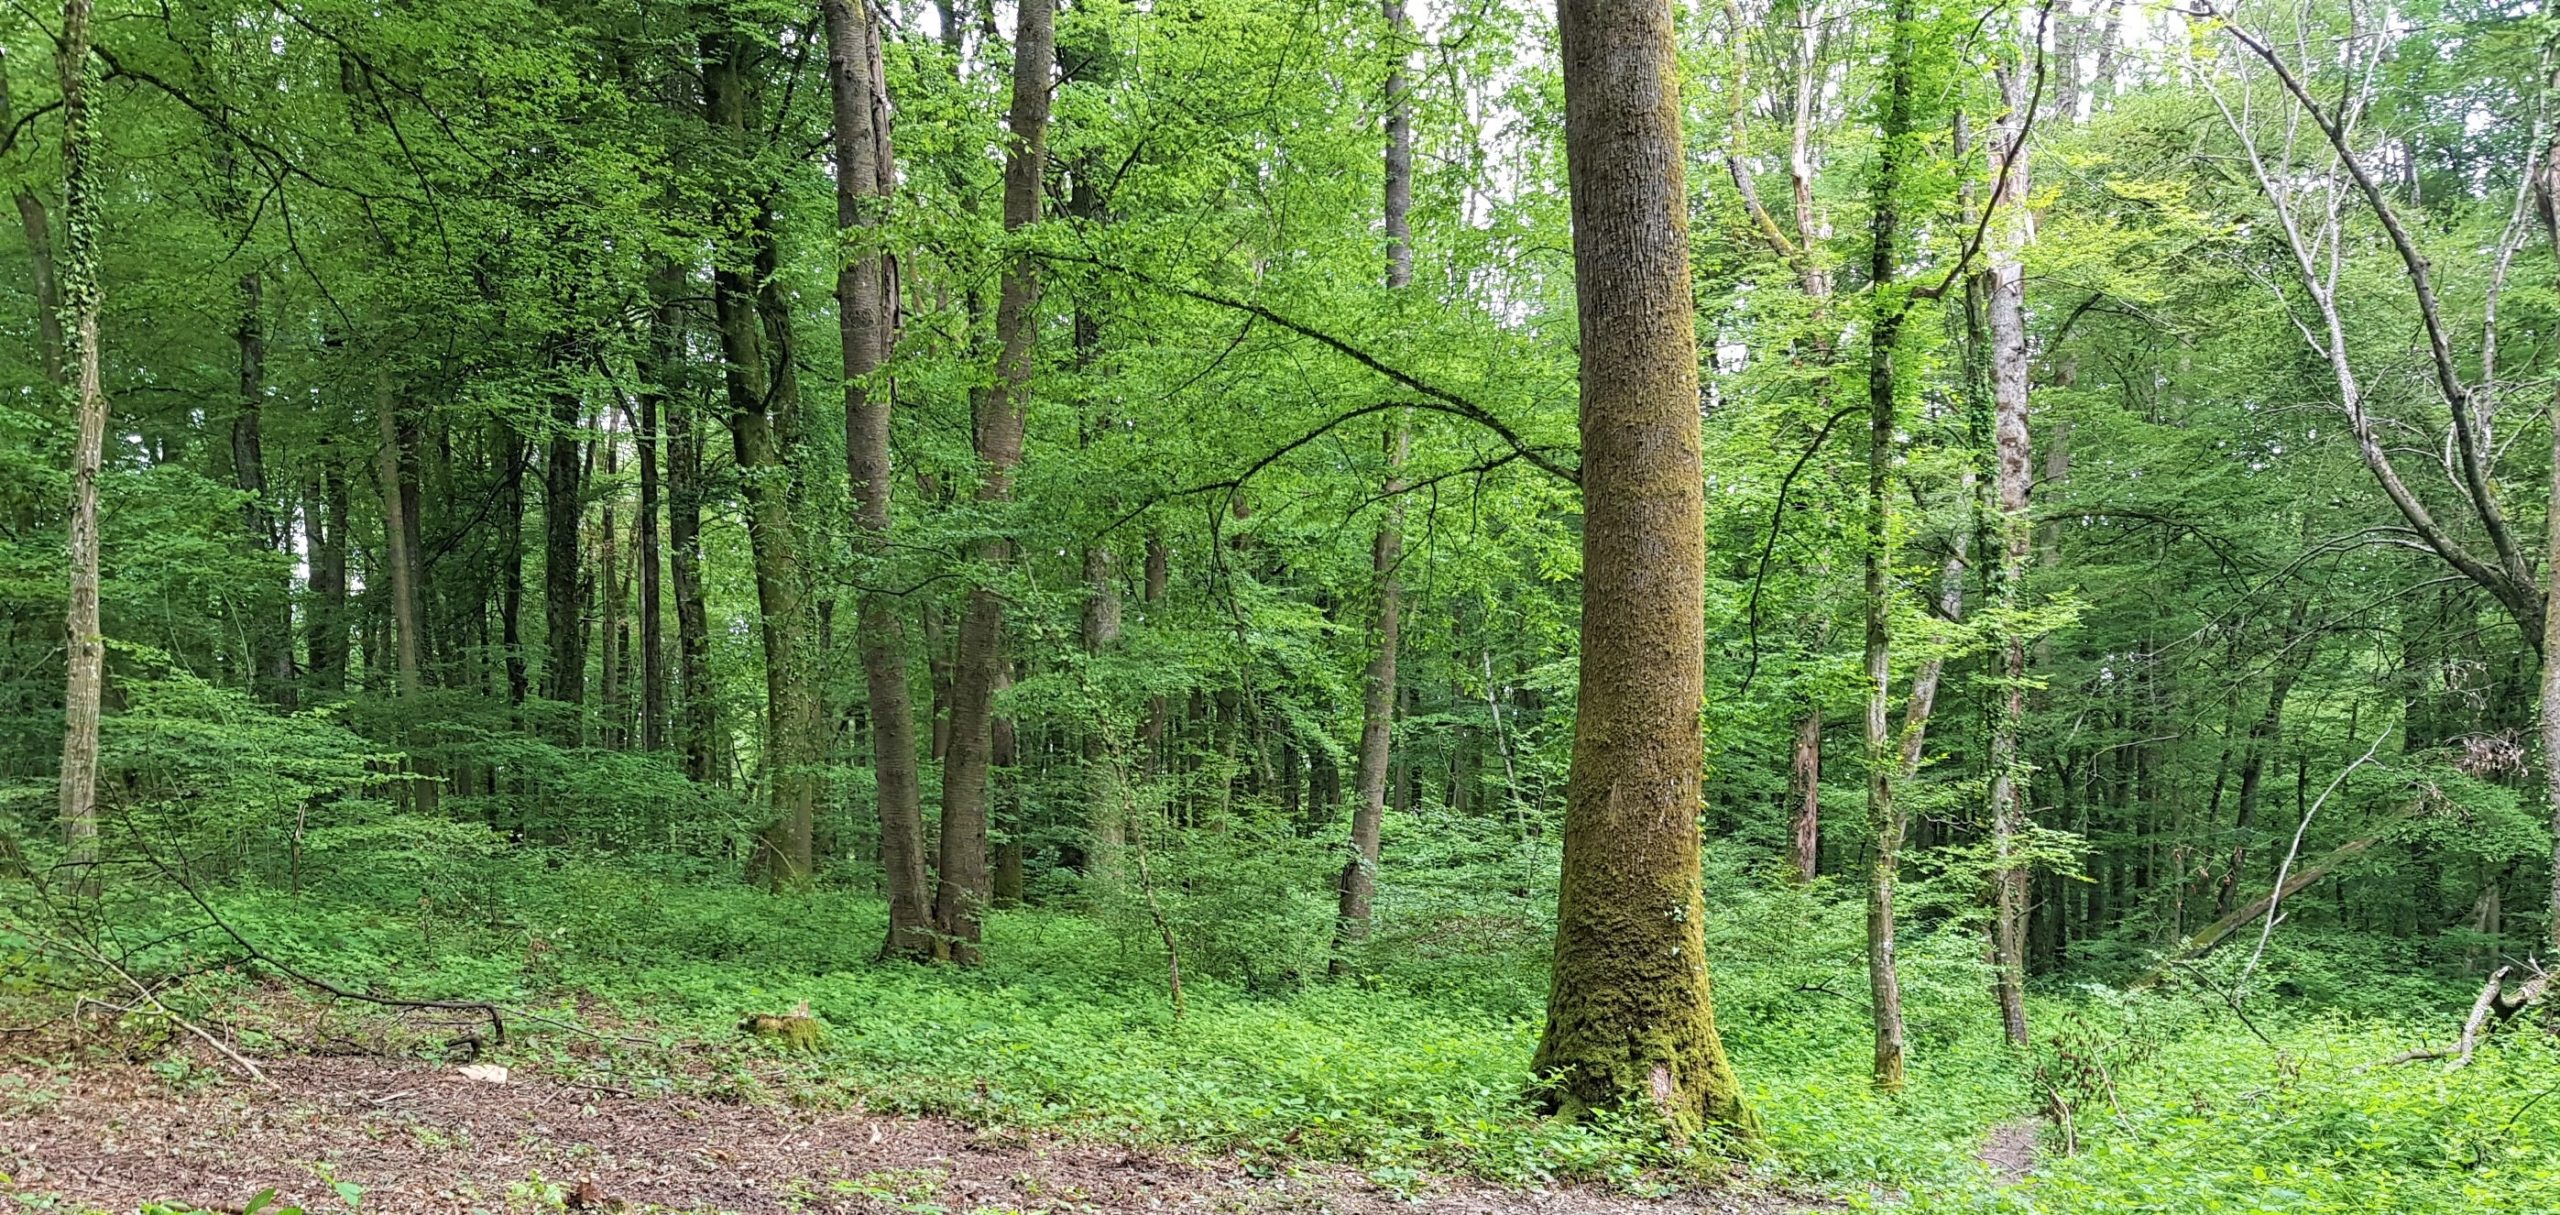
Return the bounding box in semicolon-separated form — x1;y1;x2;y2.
827;0;933;958
1532;0;1752;1139
936;0;1053;964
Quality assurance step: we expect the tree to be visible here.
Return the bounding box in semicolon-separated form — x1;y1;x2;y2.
1858;0;1918;1093
937;0;1055;963
1982;5;2037;1050
1330;0;1413;974
1533;0;1753;1138
828;0;932;959
53;0;101;866
704;24;822;887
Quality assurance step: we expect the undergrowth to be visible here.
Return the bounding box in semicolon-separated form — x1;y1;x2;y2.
6;825;2555;1213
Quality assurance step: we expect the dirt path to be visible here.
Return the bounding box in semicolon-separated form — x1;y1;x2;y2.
1976;1119;2040;1185
1;1055;1817;1215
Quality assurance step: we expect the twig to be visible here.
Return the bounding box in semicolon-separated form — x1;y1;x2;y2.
132;826;508;1044
2236;724;2389;1001
60;935;268;1085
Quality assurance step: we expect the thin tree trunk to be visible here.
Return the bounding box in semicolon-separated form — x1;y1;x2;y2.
376;374;422;697
597;433;626;747
544;387;588;723
498;422;530;706
232;270;293;705
2220;616;2305;917
667;365;715;782
1861;0;1916;1092
1788;712;1821;881
2540;124;2560;957
1330;0;1414;974
635;266;673;752
308;461;351;695
1533;0;1753;1138
1985;31;2038;1051
936;0;1054;964
828;0;932;958
53;0;101;864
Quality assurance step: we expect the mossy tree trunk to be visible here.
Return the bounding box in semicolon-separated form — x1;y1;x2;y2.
54;0;101;865
1859;0;1916;1093
1533;0;1753;1140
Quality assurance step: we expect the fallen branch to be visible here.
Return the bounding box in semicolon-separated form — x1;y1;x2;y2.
59;934;269;1085
135;826;507;1046
2375;963;2552;1069
2126;830;2389;991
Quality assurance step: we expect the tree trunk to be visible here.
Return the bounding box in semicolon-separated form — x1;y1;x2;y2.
936;0;1054;964
1860;0;1916;1091
706;31;820;884
1985;32;2037;1051
231;270;293;706
1330;0;1414;974
667;363;716;783
635;266;673;753
597;434;626;747
376;374;423;697
498;422;530;706
308;460;351;695
544;388;588;723
2542;125;2560;957
828;0;932;958
2220;614;2305;917
1533;0;1753;1139
1787;711;1821;881
53;0;101;864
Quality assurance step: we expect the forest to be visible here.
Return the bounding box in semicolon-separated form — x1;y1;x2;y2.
2;0;2559;1209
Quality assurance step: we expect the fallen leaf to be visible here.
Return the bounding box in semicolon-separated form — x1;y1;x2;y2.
457;1063;509;1084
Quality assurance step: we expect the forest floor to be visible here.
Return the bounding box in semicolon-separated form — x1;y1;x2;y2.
0;1052;1827;1215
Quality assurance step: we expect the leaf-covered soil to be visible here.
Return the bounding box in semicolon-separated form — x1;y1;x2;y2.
0;1052;1824;1215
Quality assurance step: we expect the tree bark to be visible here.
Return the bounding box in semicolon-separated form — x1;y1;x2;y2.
1787;712;1821;881
54;0;101;864
1861;0;1916;1091
667;359;716;783
543;387;588;722
2220;610;2306;917
705;30;820;884
1330;0;1415;975
936;0;1054;963
307;460;351;695
1985;37;2037;1051
1533;0;1753;1139
231;270;294;706
634;266;673;752
498;421;530;706
828;0;933;958
375;373;423;698
2540;125;2560;957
